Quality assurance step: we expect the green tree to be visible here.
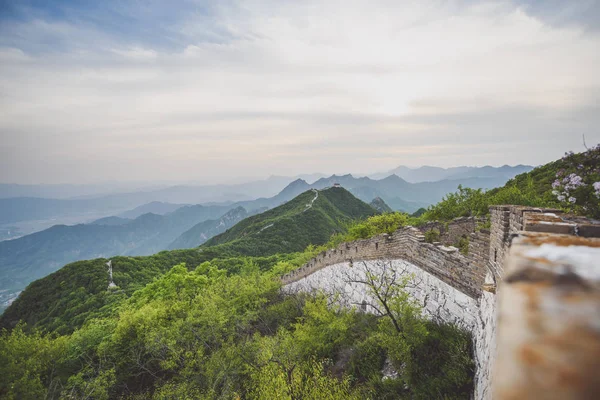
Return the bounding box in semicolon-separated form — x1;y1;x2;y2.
0;324;67;399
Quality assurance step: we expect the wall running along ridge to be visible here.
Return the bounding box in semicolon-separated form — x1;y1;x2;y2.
281;206;600;399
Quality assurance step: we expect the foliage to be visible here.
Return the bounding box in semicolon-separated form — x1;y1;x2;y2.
345;213;409;240
411;207;427;217
0;249;296;335
0;259;474;399
549;145;600;218
456;236;469;255
403;321;474;399
476;218;491;231
416;146;600;223
202;187;377;257
0;324;67;399
421;185;491;221
424;229;440;243
249;358;363;400
344;260;474;398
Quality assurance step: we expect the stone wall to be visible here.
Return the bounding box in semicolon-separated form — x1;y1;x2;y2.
281;206;600;399
419;217;487;247
474;277;497;400
472;206;599;399
284;259;479;331
282;218;490;299
492;232;600;399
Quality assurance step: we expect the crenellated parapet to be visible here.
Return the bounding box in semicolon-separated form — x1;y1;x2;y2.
282;219;489;298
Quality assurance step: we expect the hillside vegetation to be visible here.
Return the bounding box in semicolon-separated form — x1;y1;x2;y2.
0;204;235;312
202;187;378;256
1;188;376;334
0;179;348;311
167;206;256;250
419;145;600;221
1;263;473;399
0;186;477;399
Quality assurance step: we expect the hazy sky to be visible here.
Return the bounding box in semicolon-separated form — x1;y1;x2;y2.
1;0;599;184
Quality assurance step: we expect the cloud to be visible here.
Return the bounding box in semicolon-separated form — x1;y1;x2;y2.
0;0;599;183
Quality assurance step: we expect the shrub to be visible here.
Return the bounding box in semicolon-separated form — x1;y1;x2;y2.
405;321;474;399
550;144;600;219
424;229;440;243
456;236;469;255
346;213;409;241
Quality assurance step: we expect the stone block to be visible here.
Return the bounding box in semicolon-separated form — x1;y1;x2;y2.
577;224;600;238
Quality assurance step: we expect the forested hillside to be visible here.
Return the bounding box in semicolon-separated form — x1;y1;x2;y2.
419;145;600;221
167;206;254;250
0;204;234;312
0;188;475;400
202;187;377;256
0;188;376;334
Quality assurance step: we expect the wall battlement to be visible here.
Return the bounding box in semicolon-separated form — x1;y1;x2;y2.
282;217;490;298
281;206;600;399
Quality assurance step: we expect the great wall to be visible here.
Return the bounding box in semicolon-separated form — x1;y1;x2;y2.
281;205;600;399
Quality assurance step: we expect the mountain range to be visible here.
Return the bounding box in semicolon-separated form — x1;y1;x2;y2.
0;187;377;332
0;203;238;309
277;172;522;212
370;164;533;182
0;165;532;312
0;165;531;240
0;181;343;311
167;206;264;250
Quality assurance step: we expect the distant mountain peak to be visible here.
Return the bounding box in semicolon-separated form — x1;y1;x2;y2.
289;178;308;185
370;164;534;183
278;179;310;196
370;197;392;213
380;174;408;183
224;205;246;215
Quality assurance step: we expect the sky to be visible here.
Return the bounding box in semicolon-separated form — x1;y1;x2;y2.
1;0;599;184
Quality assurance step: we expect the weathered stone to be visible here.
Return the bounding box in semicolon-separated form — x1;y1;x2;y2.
577;224;600;238
482;283;496;294
493;234;600;400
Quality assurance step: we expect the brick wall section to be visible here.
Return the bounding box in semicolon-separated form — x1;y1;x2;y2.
468;229;490;273
283;206;597;298
419;217;487;247
488;206;511;280
487;205;598;282
282;220;489;299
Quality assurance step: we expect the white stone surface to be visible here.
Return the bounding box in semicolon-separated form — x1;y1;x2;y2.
523;244;600;280
284;258;479;332
474;272;497;400
283;258;495;400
